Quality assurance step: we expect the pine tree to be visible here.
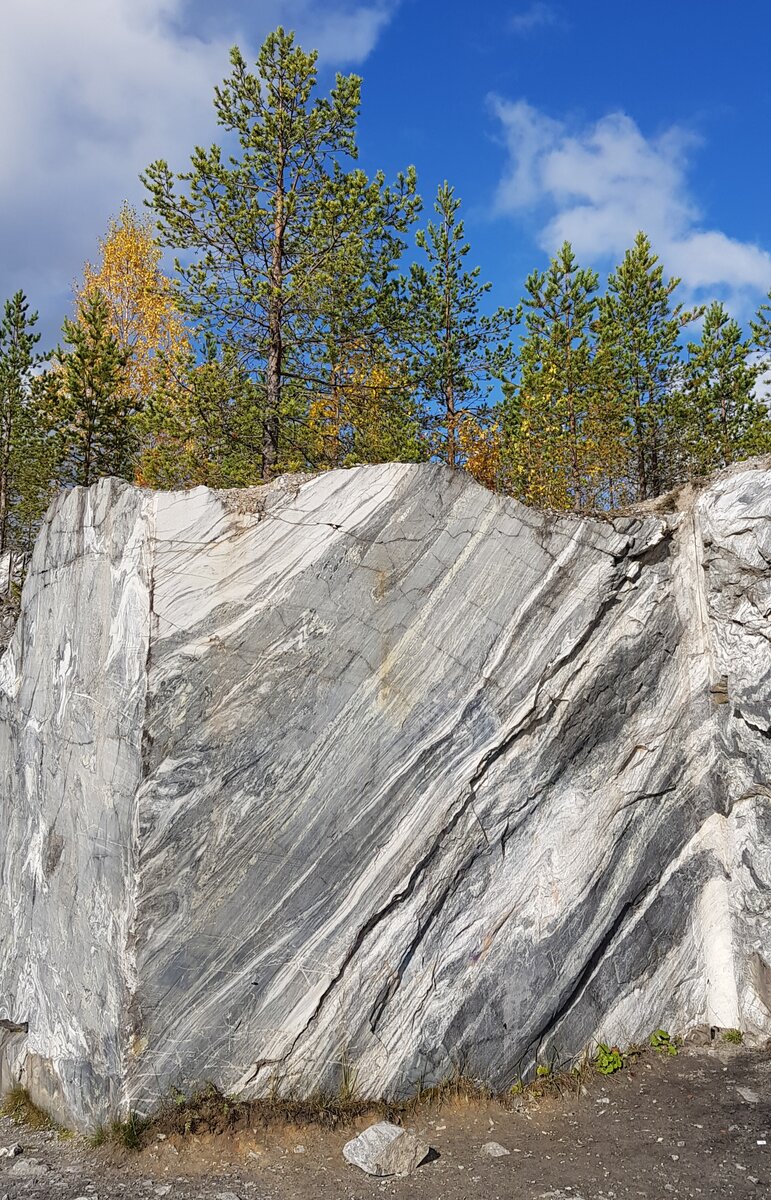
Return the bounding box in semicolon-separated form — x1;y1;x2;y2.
751;288;771;352
135;340;265;489
8;374;61;562
501;242;614;509
54;290;133;487
403;182;513;470
597;232;695;500
298;166;421;469
0;292;45;554
676;301;769;475
751;287;771;387
143;28;418;479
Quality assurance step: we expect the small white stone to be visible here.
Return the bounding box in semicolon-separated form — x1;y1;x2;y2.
480;1141;510;1158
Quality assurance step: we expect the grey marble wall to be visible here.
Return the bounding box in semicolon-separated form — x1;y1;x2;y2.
1;463;769;1130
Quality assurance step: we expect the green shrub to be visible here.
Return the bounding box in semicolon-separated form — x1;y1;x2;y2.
649;1029;678;1055
595;1043;625;1074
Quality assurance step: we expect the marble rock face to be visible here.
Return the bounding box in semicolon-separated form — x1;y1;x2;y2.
0;462;770;1131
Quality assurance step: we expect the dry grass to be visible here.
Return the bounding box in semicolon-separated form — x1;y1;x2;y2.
151;1081;384;1143
0;1084;56;1131
5;1039;662;1153
120;1044;661;1151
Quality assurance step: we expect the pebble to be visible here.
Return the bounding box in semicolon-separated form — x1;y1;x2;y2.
480;1141;510;1158
8;1157;50;1177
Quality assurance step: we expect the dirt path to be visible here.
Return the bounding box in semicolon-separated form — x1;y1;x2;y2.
1;1042;769;1199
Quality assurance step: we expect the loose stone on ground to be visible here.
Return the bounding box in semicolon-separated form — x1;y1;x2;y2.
342;1121;431;1176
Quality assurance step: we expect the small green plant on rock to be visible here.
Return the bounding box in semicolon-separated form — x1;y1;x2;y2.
595;1043;625;1074
649;1028;678;1055
722;1028;743;1044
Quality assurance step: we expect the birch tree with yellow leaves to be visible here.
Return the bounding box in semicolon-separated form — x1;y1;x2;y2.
78;202;187;409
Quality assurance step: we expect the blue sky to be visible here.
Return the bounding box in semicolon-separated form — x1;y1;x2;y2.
2;0;770;344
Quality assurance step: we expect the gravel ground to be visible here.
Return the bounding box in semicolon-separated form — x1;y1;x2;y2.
1;1041;769;1199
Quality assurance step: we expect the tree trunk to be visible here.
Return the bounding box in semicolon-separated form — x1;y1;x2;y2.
443;237;456;471
445;378;456;470
0;459;8;556
633;386;648;500
263;298;281;479
263;126;286;481
565;330;581;508
83;399;94;488
0;409;12;556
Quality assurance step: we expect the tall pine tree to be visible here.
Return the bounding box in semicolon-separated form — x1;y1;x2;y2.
597;232;695;500
501;243;618;509
676;301;769;475
0;292;45;555
143;28;418;479
403;182;513;470
54;290;133;487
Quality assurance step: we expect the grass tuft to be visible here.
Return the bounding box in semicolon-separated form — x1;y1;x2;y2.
108;1112;148;1151
89;1124;109;1148
0;1085;55;1131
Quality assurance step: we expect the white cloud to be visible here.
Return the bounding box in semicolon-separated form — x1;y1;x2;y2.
0;0;396;341
490;97;771;310
287;0;394;61
509;3;562;34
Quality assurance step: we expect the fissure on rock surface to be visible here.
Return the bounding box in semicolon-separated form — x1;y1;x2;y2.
0;461;769;1132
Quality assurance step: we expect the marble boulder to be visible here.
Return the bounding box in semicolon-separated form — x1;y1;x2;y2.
0;462;770;1131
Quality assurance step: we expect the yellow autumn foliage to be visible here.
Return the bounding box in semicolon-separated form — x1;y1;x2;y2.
78;202;188;406
304;348;425;468
457;416;501;491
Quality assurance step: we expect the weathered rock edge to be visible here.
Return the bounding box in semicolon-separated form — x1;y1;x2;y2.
0;462;769;1131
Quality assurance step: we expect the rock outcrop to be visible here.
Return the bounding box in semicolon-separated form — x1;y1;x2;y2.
0;462;770;1131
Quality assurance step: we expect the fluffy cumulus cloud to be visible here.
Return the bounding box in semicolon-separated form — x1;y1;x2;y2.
0;0;396;339
490;97;771;309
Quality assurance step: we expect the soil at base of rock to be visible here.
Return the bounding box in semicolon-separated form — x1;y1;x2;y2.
0;1044;768;1199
